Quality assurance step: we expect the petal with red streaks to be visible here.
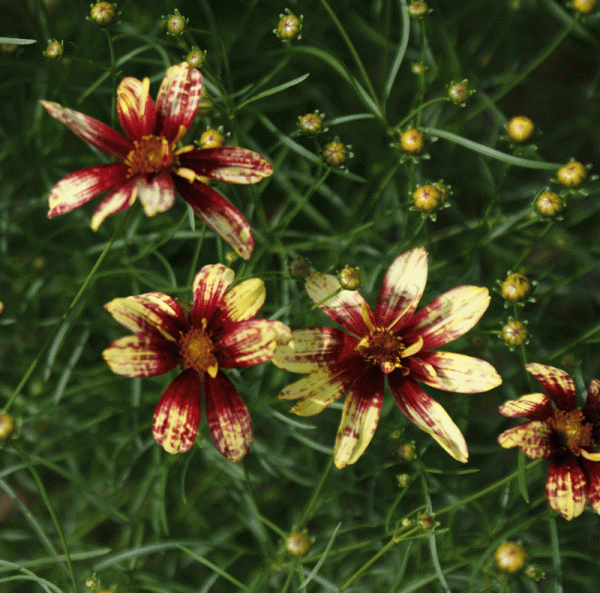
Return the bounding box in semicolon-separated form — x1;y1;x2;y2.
103;335;179;377
546;457;587;520
497;420;554;458
498;393;554;420
191;264;235;327
137;172;176;217
116;76;157;140
526;363;576;411
90;176;138;231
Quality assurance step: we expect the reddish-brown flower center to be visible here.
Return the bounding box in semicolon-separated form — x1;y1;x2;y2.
179;323;218;378
355;327;408;375
548;408;594;455
125;135;177;177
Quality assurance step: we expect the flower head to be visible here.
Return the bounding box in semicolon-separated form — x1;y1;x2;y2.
273;247;502;468
103;264;291;461
40;62;272;260
498;363;600;520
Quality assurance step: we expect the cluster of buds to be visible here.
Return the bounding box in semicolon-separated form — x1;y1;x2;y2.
499;272;534;349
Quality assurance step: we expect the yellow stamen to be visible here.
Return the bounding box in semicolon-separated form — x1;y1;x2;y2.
179;319;219;377
124;135;177;177
549;408;594;456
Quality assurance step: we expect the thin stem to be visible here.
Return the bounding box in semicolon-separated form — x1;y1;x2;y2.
394;97;448;130
103;28;117;128
549;320;600;362
299;455;334;527
241;461;275;558
548;515;563;593
3;213;130;414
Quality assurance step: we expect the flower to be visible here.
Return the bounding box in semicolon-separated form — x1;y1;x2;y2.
272;247;502;468
102;264;291;461
498;363;600;520
40;62;273;260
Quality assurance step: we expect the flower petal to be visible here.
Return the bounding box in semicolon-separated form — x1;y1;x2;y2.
388;375;468;462
152;369;201;454
211;277;265;332
137;172;176;217
374;247;428;330
305;272;375;336
176;177;254;261
279;358;367;416
403;286;491;350
216;319;289;368
582;457;600;515
204;371;253;462
90;176;138;231
155;62;202;142
546;457;587;520
498;393;554;419
190;264;235;326
408;351;502;393
497;420;553;458
40;100;132;158
47;162;129;219
526;363;576;410
103;335;179;377
104;292;188;342
272;327;359;374
116;76;157;140
179;147;273;184
333;367;384;469
584;379;600;422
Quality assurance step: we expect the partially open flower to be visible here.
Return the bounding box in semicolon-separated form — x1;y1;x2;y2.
494;541;527;574
501;273;531;304
507;116;535;143
90;2;116;27
536;191;562;217
400;129;425;155
557;161;587;188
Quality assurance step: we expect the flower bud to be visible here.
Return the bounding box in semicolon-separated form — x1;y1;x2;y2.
400;129;424;155
0;412;14;439
501;320;528;347
535;191;562;217
408;1;430;18
571;0;596;13
417;511;435;530
507;116;534;143
401;517;413;528
284;531;310;556
288;258;311;280
412;184;442;214
0;302;4;314
199;129;225;149
557;161;587;188
197;87;213;114
323;140;348;167
166;10;187;35
411;62;426;75
44;40;63;59
432;181;450;203
524;563;545;581
448;80;470;105
337;266;362;290
397;442;415;460
90;2;116;27
276;12;302;40
501;273;530;303
298;113;323;136
186;48;206;69
397;473;411;487
494;541;527;574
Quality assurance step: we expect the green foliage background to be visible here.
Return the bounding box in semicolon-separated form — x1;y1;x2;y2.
1;0;600;592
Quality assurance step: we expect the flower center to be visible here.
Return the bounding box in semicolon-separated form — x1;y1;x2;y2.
355;327;421;375
549;408;594;455
179;323;218;378
125;135;177;177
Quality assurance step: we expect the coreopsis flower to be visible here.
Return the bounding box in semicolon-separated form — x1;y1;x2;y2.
273;247;502;468
498;363;600;520
40;62;273;260
103;264;291;461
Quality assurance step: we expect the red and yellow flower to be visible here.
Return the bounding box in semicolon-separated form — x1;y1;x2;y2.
40;62;273;260
102;264;290;461
498;363;600;520
273;247;502;469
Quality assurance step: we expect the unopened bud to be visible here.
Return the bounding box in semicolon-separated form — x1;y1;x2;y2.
284;531;310;556
501;320;528;347
337;266;362;290
557;161;587;188
400;129;425;155
507;116;534;143
535;191;562;217
199;129;225;149
0;413;15;439
90;2;116;27
494;541;527;574
501;273;531;303
412;184;442;214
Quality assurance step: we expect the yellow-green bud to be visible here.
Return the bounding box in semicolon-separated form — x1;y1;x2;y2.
337;266;362;290
277;14;302;39
571;0;596;13
408;1;429;18
298;113;323;136
501;320;528;347
288;258;311;280
90;2;116;27
284;531;310;556
507;116;535;143
535;191;562;217
494;541;527;574
397;442;415;460
417;511;435;530
411;62;426;75
397;473;411;487
412;184;442;214
557;161;587;188
448;81;470;104
44;40;63;59
323;141;347;166
199;129;225;149
0;413;14;439
400;129;424;155
186;49;206;69
166;10;187;35
501;273;531;303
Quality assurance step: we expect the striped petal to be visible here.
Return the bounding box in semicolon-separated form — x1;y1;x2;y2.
40;100;132;158
582;458;600;515
210;278;265;332
216;319;288;368
279;358;367;416
333;367;384;469
152;369;201;454
116;76;157;141
497;420;553;458
179;147;273;184
155;62;202;143
272;327;359;374
90;176;137;231
191;264;235;327
305;272;375;336
546;457;587;520
498;393;554;420
407;351;502;393
375;247;428;330
47;162;129;219
102;335;179;377
175;177;254;261
389;375;468;462
137;172;176;217
526;363;576;411
403;286;491;350
104;292;188;342
204;371;253;462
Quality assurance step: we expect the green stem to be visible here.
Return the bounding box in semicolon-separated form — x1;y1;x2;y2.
103;28;117;128
3;213;129;414
394;97;448;130
548;515;563;593
299;455;334;527
511;220;554;271
549;321;600;362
